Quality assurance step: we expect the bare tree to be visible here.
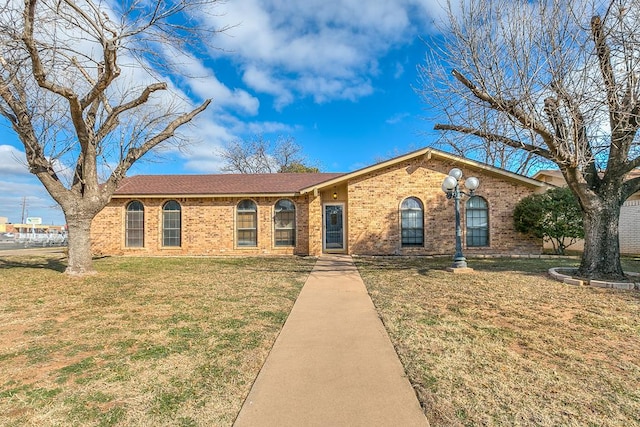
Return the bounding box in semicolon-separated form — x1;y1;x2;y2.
423;127;553;176
418;0;640;280
219;135;319;173
0;0;224;275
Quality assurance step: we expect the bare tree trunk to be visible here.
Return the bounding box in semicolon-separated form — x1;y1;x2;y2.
578;200;625;280
0;0;217;276
419;0;640;280
65;215;96;276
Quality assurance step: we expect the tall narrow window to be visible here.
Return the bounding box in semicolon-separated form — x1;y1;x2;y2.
401;197;424;247
466;196;489;247
125;201;144;247
162;200;181;247
274;199;296;246
237;199;257;247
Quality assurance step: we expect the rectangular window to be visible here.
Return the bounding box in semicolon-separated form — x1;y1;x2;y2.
274;229;294;246
466;210;488;247
237;211;257;247
401;210;424;247
401;228;424;246
163;211;181;247
275;209;295;246
125;210;144;247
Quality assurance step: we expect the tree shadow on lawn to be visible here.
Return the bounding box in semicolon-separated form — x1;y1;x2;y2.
357;256;582;278
417;256;640;282
0;257;68;273
357;255;578;272
462;257;580;275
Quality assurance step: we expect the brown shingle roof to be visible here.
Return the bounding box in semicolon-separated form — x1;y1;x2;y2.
113;173;346;196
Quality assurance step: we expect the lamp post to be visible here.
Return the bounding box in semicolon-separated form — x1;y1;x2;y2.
441;168;480;270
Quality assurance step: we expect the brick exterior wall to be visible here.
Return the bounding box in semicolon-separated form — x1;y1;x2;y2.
620;200;640;254
307;194;323;256
91;196;312;256
91;156;543;257
345;156;541;256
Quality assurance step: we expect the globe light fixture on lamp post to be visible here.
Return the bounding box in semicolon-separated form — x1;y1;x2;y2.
441;168;480;271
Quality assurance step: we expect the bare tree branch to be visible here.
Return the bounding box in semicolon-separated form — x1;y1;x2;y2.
448;69;565;162
96;82;167;141
433;123;555;161
0;0;223;274
218;135;318;174
419;0;640;279
591;15;619;114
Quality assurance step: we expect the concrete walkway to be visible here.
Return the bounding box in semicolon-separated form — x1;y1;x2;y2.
234;255;429;427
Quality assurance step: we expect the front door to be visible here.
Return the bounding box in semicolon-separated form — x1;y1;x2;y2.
324;204;345;252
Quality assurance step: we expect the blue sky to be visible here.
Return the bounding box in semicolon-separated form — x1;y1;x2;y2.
0;0;446;225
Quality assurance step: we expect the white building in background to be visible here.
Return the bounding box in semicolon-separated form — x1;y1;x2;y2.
533;170;640;255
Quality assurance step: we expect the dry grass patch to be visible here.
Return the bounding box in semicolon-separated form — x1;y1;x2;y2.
0;254;316;426
355;256;640;427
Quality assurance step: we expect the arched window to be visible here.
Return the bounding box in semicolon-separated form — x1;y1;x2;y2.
466;196;489;247
162;200;181;247
237;199;257;247
400;197;424;247
125;200;144;247
274;199;296;246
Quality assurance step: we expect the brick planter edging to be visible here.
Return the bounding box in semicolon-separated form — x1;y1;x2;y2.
548;267;640;290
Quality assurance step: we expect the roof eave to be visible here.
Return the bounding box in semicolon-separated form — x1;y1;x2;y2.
111;192;301;199
299;147;549;193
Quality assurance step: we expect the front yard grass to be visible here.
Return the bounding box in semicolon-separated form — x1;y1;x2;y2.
355;256;640;427
0;255;316;426
3;253;639;426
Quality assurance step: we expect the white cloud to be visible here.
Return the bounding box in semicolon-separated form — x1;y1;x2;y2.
394;62;405;79
172;113;300;173
181;140;228;173
296;75;374;104
242;66;293;109
0;166;65;225
161;47;260;115
191;76;260;116
200;0;443;106
0;179;45;199
245;121;297;135
1;0;448;185
0;144;29;175
176;118;235;173
386;112;411;125
0;142;67;224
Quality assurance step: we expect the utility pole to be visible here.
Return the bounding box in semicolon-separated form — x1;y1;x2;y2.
20;197;26;224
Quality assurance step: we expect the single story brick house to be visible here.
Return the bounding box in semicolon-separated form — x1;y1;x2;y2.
90;147;549;257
